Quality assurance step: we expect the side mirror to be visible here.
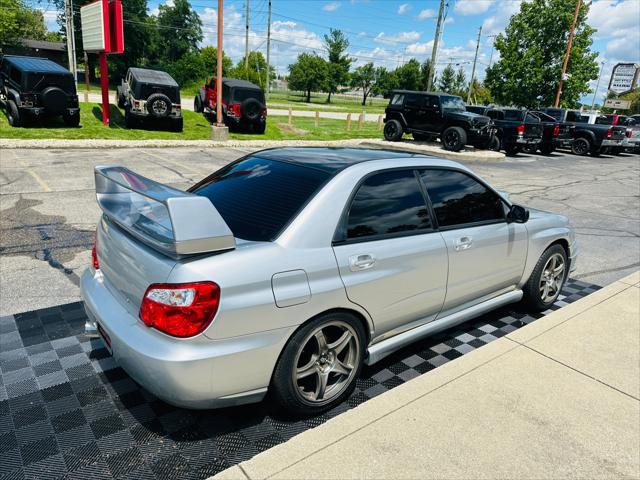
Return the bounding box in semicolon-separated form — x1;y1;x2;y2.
507;204;529;223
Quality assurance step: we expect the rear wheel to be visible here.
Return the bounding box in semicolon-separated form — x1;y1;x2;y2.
194;94;203;113
522;245;568;311
116;87;125;109
383;119;403;141
521;144;538;154
169;117;183;132
504;143;520;156
441;126;467;151
124;107;138;129
62;110;80;127
254;122;266;134
540;144;555;155
270;312;366;416
610;146;623;155
571;137;590;156
6;100;21;127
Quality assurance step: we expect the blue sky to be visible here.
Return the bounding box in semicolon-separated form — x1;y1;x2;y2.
40;0;639;103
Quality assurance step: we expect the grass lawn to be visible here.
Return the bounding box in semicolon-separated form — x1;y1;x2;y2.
0;102;383;141
267;90;388;114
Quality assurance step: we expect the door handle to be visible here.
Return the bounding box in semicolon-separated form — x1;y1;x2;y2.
454;236;473;251
349;254;376;271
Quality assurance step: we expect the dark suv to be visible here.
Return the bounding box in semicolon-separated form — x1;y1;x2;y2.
383;91;495;151
116;68;183;132
0;55;79;127
194;77;266;133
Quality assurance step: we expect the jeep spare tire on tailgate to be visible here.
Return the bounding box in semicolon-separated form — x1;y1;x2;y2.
196;77;267;133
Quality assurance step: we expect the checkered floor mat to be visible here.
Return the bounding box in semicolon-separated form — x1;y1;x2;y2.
0;279;599;480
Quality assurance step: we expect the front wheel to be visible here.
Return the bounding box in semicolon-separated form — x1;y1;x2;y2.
383;119;403;141
522;245;568;311
441;126;467;151
270;312;366;416
6;100;21;127
571;137;590;156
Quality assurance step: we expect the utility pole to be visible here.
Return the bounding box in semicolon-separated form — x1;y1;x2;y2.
64;0;77;86
467;26;482;103
427;0;446;91
590;60;605;110
265;0;272;96
487;34;497;68
244;0;250;75
554;0;582;107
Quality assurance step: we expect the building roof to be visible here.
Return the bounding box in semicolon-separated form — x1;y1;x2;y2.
129;68;179;87
19;39;66;52
0;55;71;75
254;147;429;174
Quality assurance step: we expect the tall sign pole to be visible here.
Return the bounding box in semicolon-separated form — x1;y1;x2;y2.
554;0;582;107
467;26;482;103
590;61;605;110
265;0;272;96
64;0;76;85
426;0;445;91
244;0;250;75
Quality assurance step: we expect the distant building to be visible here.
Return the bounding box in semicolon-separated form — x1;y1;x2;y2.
1;39;67;68
608;63;639;95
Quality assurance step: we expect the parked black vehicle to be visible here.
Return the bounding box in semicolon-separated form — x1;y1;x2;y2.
529;111;574;155
542;108;626;156
384;91;496;151
116;67;183;132
0;55;79;127
194;77;266;133
467;106;543;155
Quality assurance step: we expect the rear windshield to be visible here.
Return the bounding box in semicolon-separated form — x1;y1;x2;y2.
191;156;330;241
233;88;265;103
503;110;525;121
25;73;75;92
137;84;180;103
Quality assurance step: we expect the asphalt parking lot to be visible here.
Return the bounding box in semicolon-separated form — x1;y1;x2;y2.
1;146;638;316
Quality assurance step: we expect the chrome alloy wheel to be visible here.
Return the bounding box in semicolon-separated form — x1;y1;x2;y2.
153;100;168;115
539;253;566;303
293;320;360;405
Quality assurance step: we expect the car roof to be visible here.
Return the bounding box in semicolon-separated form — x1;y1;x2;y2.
253;147;448;174
1;55;71;75
220;78;262;90
390;90;456;97
128;67;178;86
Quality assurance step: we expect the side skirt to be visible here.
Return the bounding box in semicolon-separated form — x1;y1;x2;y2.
365;290;523;365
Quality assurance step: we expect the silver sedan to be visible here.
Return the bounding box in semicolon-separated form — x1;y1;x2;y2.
81;147;577;415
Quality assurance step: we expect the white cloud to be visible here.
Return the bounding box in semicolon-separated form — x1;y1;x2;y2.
272;20;297;28
454;0;495;15
374;31;421;45
38;8;59;32
444;17;455;25
482;0;522;35
416;8;436;21
587;0;639;62
405;40;434;55
322;2;341;12
398;3;410;15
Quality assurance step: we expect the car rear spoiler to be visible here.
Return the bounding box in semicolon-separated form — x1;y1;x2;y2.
94;165;235;258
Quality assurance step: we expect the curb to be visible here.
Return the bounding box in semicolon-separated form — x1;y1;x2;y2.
360;139;506;161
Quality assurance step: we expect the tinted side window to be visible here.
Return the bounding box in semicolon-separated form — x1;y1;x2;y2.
420;169;505;228
10;67;21;84
390;93;404;105
566;111;582;122
487;110;504;120
346;170;431;240
405;94;420;107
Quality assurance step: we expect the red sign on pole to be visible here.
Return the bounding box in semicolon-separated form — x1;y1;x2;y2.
80;0;124;125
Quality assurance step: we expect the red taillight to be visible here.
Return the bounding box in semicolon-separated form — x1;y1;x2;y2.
92;232;100;270
517;124;525;135
553;124;560;137
229;103;241;117
139;282;220;338
261;107;267;117
606;128;612;138
626;129;632;138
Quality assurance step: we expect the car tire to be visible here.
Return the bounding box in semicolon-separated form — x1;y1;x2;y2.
610;146;623;155
571;137;590;156
146;93;172;118
254;122;266;134
194;94;203;113
116;86;125;109
540;144;555;155
62;111;80;127
521;144;537;154
487;135;501;151
124;107;137;129
6;100;21;127
504;143;520;156
241;98;262;121
383;119;403;141
522;244;568;312
270;312;366;417
412;132;431;142
169;117;183;132
441;126;467;151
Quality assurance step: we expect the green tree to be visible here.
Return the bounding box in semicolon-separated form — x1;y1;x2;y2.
394;58;421;90
166;47;232;87
419;59;434;91
156;0;202;63
288;53;328;102
108;0;155;80
1;0;55;48
323;29;352;103
199;46;232;77
437;64;456;93
453;68;467;97
484;0;598;108
467;79;494;105
371;67;398;98
350;62;377;106
229;51;275;89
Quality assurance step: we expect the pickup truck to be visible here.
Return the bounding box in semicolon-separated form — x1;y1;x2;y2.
466;106;543;155
529;111;574;155
594;114;640;154
542;108;626;156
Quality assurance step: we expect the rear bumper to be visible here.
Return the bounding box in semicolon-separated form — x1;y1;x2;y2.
515;136;541;145
601;139;624;146
80;268;294;409
19;106;79;116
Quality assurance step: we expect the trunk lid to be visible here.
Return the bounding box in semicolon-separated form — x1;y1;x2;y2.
610;126;626;141
524;122;543;139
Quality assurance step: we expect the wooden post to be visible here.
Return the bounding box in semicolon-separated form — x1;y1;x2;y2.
377;115;383;130
346;113;351;131
315;110;319;127
357;113;363;130
288;107;292;125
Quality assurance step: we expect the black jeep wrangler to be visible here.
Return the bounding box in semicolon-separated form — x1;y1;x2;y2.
116;67;183;132
194;77;266;133
0;55;79;127
383;91;495;151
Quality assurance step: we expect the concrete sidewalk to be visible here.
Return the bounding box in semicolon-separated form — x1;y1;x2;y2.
214;272;640;480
